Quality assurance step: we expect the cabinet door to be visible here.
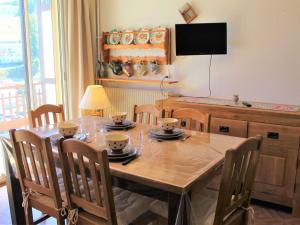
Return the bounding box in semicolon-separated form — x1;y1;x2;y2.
210;117;248;137
249;122;300;206
253;146;298;203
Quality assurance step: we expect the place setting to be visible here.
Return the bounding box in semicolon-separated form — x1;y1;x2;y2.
150;118;191;141
49;121;88;145
104;133;140;165
104;112;136;131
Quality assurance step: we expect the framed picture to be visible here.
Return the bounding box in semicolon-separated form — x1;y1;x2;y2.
179;3;198;24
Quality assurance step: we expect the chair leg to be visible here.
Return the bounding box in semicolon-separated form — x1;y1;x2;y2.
152;217;167;225
34;214;51;224
24;205;34;225
57;217;65;225
130;211;166;225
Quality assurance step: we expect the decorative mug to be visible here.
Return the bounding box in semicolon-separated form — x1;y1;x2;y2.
122;61;134;77
109;60;123;75
99;61;108;78
149;60;160;74
134;61;147;76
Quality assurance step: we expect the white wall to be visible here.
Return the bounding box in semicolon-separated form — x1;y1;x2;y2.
100;0;300;105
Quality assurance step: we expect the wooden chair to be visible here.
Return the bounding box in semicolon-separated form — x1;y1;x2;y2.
133;104;162;125
9;129;65;225
149;135;263;225
58;139;155;225
172;108;211;132
212;135;262;225
29;104;65;128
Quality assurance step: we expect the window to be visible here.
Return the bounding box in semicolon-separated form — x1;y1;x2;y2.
0;0;62;179
0;0;62;131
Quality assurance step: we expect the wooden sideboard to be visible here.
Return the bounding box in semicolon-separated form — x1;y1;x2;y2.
156;97;300;216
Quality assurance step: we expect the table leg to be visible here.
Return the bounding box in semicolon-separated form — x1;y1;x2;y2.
168;192;191;225
4;150;25;225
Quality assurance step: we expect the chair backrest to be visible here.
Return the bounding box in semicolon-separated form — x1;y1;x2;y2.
172;108;211;132
133;104;162;125
162;107;173;118
213;136;262;225
29;104;65;128
58;139;117;225
9;129;62;209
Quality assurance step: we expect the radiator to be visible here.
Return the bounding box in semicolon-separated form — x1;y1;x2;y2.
103;87;166;120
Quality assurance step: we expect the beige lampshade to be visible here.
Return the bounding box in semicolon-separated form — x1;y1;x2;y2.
80;85;111;110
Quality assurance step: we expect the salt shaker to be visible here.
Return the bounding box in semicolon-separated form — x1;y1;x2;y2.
233;94;239;104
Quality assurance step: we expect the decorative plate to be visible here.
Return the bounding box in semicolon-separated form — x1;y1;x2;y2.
121;30;134;45
109;30;121;45
150;30;166;44
134;29;150;44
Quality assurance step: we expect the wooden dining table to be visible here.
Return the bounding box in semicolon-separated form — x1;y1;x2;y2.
4;117;246;225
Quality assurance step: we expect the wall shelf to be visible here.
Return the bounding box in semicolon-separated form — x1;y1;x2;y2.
101;28;171;64
96;78;178;84
104;43;166;50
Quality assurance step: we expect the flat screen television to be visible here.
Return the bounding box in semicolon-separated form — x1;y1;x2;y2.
175;23;227;55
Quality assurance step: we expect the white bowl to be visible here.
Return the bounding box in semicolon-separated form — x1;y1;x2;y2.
58;122;79;137
105;133;129;153
110;112;127;125
158;118;178;133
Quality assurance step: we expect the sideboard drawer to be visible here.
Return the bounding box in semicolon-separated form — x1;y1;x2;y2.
210;118;248;137
248;122;300;148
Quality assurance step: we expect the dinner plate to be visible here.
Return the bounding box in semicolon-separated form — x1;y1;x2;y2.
150;133;184;140
105;120;136;130
105;125;135;131
106;120;132;127
50;133;87;145
107;145;135;157
108;148;138;162
150;128;184;137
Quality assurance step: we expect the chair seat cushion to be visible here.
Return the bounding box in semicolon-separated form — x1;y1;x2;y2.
113;186;154;225
57;169;154;225
149;188;218;225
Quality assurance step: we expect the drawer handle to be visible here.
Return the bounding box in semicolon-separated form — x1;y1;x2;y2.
267;132;279;140
219;126;230;133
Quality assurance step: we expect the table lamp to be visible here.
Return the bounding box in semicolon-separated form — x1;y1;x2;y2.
80;85;111;116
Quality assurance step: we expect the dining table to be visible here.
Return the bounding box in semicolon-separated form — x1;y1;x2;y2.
2;116;246;225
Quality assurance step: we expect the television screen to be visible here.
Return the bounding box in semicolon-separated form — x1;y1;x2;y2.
175;23;227;55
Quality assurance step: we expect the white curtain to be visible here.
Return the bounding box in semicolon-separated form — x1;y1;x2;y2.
0;133;9;180
59;0;98;119
0;144;5;179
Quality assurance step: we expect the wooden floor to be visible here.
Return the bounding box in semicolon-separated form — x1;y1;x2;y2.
0;186;300;225
252;202;300;225
0;186;56;225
